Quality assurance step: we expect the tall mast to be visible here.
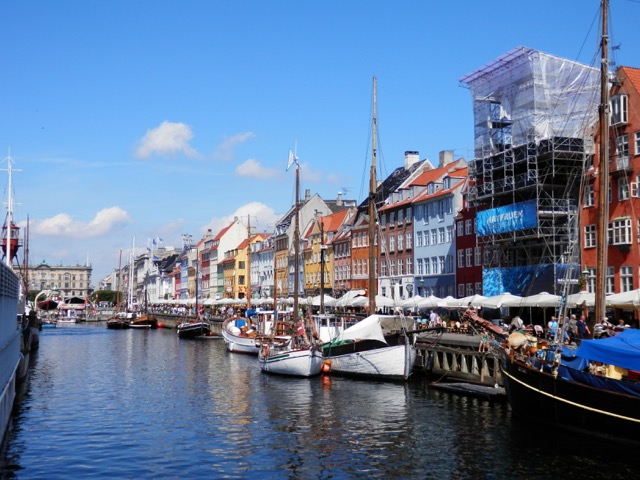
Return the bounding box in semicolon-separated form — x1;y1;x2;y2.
368;76;377;315
128;236;135;308
246;214;252;310
595;0;609;325
293;161;300;322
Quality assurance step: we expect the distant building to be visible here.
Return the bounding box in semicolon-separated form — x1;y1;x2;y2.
26;261;93;300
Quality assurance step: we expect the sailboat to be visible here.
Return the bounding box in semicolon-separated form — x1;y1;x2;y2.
497;0;640;445
130;286;158;329
319;77;418;381
257;150;324;377
107;248;132;329
177;261;211;339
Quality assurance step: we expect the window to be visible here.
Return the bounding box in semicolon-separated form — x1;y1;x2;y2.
431;230;437;245
439;256;445;274
611;94;628;125
406;257;413;274
425;258;431;275
424;230;430;246
397;259;404;276
398;209;404;223
474;246;481;266
446;225;453;243
381;262;387;277
416;258;424;275
405;233;412;249
397;234;403;250
457;250;464;268
609;218;632;245
389;260;395;277
458;284;465;297
465;219;472;235
416;231;423;247
431;257;438;275
584;224;596;248
606;266;615;294
475;282;482;295
466;283;474;296
446;255;454;274
438;227;445;244
389;236;395;252
423;204;429;225
619;177;630;201
389;211;395;225
584;184;594;207
621;266;633;292
457;220;464;236
438;200;445;220
635;131;640;156
465;248;473;267
616;134;630;168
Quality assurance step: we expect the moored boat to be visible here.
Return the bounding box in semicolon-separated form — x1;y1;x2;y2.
106;312;131;329
320;314;417;381
176;319;211;339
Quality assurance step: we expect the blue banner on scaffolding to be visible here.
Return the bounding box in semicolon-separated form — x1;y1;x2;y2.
483;263;580;297
476;200;537;236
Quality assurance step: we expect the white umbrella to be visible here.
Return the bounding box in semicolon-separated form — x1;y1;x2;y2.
437;296;455;307
336;289;367;308
311;294;337;307
444;294;487;308
376;295;398;308
565;291;596;308
606;289;640;308
402;295;424;309
481;293;523;309
418;295;442;309
519;292;561;307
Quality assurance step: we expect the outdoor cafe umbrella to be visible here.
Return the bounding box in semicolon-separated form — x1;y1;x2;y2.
518;292;561;308
480;293;523;309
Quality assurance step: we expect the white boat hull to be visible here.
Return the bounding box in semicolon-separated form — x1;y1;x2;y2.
259;347;324;377
222;328;259;354
326;344;417;381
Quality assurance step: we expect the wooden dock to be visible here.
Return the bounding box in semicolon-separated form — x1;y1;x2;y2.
428;381;507;402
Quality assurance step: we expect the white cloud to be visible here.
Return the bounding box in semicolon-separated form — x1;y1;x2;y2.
235;158;280;179
134;121;199;159
213;132;255;161
31;207;132;238
203;201;280;236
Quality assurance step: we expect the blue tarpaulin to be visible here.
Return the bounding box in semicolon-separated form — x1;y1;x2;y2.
574;329;640;372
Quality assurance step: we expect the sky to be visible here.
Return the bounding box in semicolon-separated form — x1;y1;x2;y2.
1;0;640;286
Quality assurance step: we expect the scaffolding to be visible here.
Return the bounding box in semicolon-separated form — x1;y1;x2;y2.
460;47;599;295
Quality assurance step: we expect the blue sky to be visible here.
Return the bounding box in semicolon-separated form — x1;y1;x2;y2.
1;0;639;285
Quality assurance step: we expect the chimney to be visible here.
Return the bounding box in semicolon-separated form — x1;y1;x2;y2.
439;150;454;167
404;151;419;169
337;192;343;206
305;189;311;201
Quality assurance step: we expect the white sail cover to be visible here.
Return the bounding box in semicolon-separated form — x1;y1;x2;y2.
335;314;410;344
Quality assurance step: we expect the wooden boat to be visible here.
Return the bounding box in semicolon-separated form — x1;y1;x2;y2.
130;313;158;329
258;152;324;377
320;78;417;381
176;319;211;339
498;1;640;445
106;312;131;329
320;313;417;381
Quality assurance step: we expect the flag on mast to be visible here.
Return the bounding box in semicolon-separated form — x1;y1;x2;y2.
286;150;298;171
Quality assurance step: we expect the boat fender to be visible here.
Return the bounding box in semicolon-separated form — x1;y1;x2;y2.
261;344;270;358
321;359;331;373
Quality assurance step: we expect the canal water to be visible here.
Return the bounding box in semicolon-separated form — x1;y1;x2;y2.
2;323;639;479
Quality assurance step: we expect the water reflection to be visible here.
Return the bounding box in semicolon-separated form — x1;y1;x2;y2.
3;324;640;479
